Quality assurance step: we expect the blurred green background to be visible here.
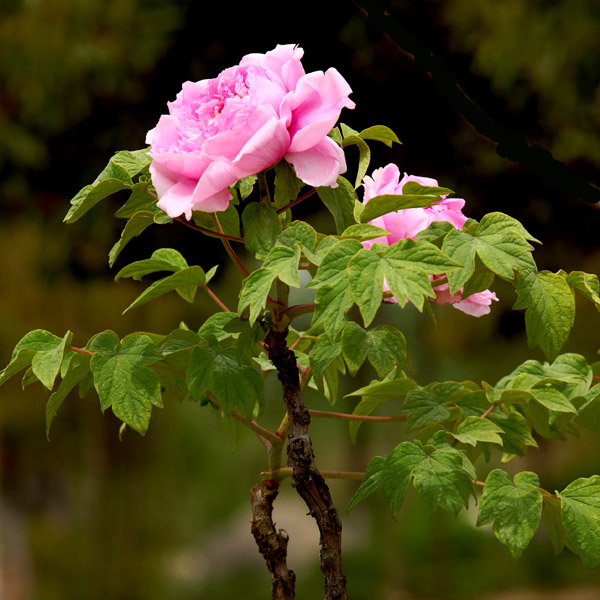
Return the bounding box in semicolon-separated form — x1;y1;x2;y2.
1;1;600;598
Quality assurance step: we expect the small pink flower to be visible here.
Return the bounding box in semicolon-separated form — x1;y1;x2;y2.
362;164;498;317
146;44;354;218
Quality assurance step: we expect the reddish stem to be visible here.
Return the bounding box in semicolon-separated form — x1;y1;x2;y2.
480;404;496;419
275;188;316;214
176;216;245;243
202;285;231;312
309;410;407;423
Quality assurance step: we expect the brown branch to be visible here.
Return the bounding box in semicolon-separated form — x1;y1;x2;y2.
175;216;245;242
250;484;296;600
480;404;496;419
275;188;316;214
213;213;250;276
68;346;94;356
265;327;347;600
310;410;407;423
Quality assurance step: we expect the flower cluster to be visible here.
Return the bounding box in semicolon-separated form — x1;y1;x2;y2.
147;45;497;317
361;164;498;317
146;44;354;219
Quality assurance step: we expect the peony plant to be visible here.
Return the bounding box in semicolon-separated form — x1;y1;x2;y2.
3;43;600;600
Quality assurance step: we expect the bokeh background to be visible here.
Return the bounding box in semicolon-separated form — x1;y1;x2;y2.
1;1;600;598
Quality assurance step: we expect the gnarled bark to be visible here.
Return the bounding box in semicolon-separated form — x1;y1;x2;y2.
250;483;296;600
265;327;348;600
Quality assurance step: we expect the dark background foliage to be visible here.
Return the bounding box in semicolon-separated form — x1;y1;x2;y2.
1;1;599;598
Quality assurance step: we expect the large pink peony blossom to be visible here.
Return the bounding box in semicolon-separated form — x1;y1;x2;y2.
362;163;498;317
146;44;354;218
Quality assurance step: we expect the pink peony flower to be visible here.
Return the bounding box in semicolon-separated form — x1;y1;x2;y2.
361;163;498;317
146;44;354;218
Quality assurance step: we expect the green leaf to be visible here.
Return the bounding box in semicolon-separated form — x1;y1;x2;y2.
231;175;257;201
46;354;91;438
401;383;459;431
340;224;389;241
274;160;302;209
321;357;343;404
105;148;152;179
0;347;36;387
198;312;239;342
362;327;406;378
308;239;362;289
341;134;371;189
317;177;357;234
341;322;406;378
514;270;576;361
442;212;536;293
89;332;163;435
558;476;600;568
238;268;277;325
401;182;454;197
565;271;600;308
412;447;473;515
476;211;540;243
64;149;151;223
346;377;417;399
531;387;576;413
115;248;188;281
497;354;592;399
114;181;158;219
488;410;538;456
123;266;207;313
1;330;73;390
543;496;566;556
358;125;401;147
109;211;157;267
309;337;341;388
309;239;362;339
347;456;386;512
348;378;416;443
263;244;301;288
380;239;461;310
242;203;282;259
415;220;455;245
382;441;428;515
359;193;441;223
186;341;263;419
277;221;318;254
477;470;543;558
347;249;384;326
453;416;504;446
383;441;472;516
340;322;369;376
31;331;72;390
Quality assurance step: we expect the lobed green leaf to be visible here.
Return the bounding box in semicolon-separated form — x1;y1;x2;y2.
514;270;575;361
89;332;163;435
477;470;543;558
558;476;600;568
347;456;386;512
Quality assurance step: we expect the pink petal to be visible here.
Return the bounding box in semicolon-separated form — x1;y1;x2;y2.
399;173;439;189
190;186;232;213
232;115;290;176
363;164;402;201
150;162;196;220
285;137;346;187
191;157;238;208
241;44;305;91
453;290;499;317
286;68;355;153
381;208;429;242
